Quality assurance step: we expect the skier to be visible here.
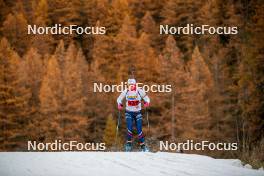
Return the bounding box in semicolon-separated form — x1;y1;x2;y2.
117;78;150;152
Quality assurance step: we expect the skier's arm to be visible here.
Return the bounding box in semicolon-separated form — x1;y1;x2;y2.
138;88;150;103
117;89;127;105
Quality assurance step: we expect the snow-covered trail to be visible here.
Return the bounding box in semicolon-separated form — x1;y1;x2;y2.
0;152;263;176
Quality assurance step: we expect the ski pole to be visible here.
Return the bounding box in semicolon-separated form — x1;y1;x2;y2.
115;110;121;150
145;107;150;137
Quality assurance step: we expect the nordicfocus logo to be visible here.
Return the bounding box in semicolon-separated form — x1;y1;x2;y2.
160;24;238;35
160;140;238;151
93;82;172;93
28;140;106;151
28;24;106;35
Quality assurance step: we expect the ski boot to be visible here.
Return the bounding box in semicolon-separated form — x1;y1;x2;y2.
140;144;149;152
125;142;132;152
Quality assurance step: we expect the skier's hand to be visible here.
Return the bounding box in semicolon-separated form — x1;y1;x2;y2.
118;104;123;110
144;102;150;108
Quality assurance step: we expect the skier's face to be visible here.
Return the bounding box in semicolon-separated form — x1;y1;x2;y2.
128;84;136;91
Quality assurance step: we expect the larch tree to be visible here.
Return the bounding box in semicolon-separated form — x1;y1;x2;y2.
114;14;137;82
238;1;264;149
161;0;203;60
48;0;85;45
83;0;107;26
92;29;117;80
39;55;63;115
186;46;213;140
196;0;221;57
136;32;158;82
158;35;187;140
129;0;165;23
38;54;64;142
104;0;130;36
2;12;29;56
63;43;85;114
103;114;117;149
159;35;184;83
22;48;44;109
0;38;30;150
31;0;54;55
21;48;45;142
140;11;163;52
76;48;89;96
54;40;66;70
188;47;212;87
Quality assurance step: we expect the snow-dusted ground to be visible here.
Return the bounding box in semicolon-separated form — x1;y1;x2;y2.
0;152;263;176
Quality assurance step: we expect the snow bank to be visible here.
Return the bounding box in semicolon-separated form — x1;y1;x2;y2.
0;152;263;176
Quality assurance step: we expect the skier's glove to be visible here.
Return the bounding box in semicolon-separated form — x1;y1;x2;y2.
144;102;150;108
118;104;123;110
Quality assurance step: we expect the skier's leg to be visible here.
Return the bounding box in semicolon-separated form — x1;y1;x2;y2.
125;112;133;151
135;112;144;145
135;112;149;152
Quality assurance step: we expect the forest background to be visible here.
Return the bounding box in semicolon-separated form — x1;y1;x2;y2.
0;0;263;168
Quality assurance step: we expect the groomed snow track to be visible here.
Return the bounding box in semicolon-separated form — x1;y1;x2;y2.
0;152;263;176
